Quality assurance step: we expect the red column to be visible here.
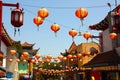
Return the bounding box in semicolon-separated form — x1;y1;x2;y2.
0;1;2;50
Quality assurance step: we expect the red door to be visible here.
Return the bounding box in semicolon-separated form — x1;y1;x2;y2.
90;71;101;80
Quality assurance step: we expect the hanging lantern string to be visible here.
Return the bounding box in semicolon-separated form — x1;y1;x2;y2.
22;4;115;9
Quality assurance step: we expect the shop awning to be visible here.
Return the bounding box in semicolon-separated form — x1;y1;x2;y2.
84;49;120;67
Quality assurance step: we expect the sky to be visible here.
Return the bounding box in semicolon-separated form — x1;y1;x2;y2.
2;0;120;57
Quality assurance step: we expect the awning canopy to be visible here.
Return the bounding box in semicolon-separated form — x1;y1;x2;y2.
84;49;120;67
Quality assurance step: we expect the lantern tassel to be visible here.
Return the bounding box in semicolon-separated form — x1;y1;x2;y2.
37;27;39;31
18;28;20;36
72;37;74;42
80;19;84;27
14;28;16;37
55;32;57;37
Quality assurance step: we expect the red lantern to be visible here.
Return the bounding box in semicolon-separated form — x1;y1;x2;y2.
62;57;67;61
77;53;82;58
72;55;77;58
16;59;20;62
109;32;117;39
67;54;72;59
9;50;16;55
85;52;90;57
38;59;42;63
83;32;91;41
37;8;49;19
51;23;60;37
23;59;27;63
75;8;88;26
69;29;78;41
8;59;13;62
31;59;35;63
118;8;120;16
22;52;29;57
33;16;44;30
46;59;50;63
35;54;41;59
58;55;63;60
54;58;59;62
11;8;24;35
47;55;52;59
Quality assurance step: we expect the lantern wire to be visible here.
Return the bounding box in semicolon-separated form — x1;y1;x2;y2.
22;4;115;9
22;3;116;41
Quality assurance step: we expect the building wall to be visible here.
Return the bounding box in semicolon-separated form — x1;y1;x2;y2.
1;41;7;67
102;29;113;52
78;42;100;67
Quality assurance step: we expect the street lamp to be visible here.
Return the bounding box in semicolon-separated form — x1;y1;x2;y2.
0;0;24;50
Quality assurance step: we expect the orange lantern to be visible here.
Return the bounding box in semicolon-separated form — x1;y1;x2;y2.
33;16;44;30
22;52;29;58
51;23;60;37
16;59;20;62
8;59;13;62
9;50;16;55
37;8;49;19
67;54;72;59
72;55;77;58
54;58;59;62
47;55;52;59
35;54;40;59
83;32;91;41
69;29;78;41
58;55;63;60
38;59;42;63
109;32;117;39
46;59;50;63
31;59;35;63
23;59;27;63
118;8;120;16
85;52;90;57
77;53;82;58
62;57;67;61
75;8;88;26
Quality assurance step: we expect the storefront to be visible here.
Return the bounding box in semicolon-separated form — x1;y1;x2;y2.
84;49;120;80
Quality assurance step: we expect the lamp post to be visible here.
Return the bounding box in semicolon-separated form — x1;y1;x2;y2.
0;0;23;51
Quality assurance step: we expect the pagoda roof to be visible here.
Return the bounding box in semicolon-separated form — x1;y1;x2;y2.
89;5;120;31
21;42;35;47
67;41;77;53
2;24;19;46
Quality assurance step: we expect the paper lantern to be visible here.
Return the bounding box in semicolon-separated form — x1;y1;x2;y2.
9;50;16;55
16;59;20;62
75;8;88;26
67;54;72;59
35;54;40;59
83;32;91;41
51;23;60;37
33;16;44;30
11;8;24;35
69;29;78;41
37;8;49;19
118;8;120;16
8;59;13;62
109;32;117;39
